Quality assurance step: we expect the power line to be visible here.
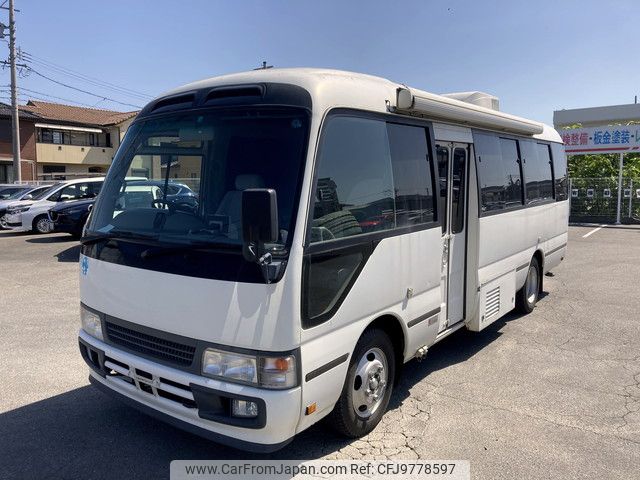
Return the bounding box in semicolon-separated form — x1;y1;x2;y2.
24;51;152;99
0;86;103;107
20;51;153;100
22;65;142;109
2;85;104;107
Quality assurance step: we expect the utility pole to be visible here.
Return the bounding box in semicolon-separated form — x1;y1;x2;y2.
8;0;20;182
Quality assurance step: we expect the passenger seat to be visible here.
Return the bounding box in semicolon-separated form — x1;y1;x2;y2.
216;174;265;240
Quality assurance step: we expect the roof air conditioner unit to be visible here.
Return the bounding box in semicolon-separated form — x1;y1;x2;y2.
441;91;500;111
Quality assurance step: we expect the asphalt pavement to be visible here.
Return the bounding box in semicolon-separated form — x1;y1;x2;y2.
0;226;638;479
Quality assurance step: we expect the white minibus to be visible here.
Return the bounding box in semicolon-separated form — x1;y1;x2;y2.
78;69;568;452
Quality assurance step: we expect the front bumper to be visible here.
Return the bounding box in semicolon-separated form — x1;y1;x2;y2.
50;212;81;234
78;330;300;452
4;212;26;230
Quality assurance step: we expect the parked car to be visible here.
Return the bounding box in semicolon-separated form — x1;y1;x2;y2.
122;180;198;209
48;197;96;238
4;178;104;233
0;185;54;229
0;184;32;200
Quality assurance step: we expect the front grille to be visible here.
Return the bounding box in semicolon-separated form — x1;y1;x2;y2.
105;322;196;366
103;355;198;409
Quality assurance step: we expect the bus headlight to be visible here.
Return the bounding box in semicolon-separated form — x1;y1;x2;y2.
202;349;258;384
80;305;103;341
202;348;298;389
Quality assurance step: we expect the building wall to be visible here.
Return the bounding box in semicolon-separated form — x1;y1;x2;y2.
0;117;37;160
0;117;37;181
36;143;115;166
20;159;36;181
35;121;134;179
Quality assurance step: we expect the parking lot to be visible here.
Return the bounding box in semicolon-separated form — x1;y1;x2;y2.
0;226;639;479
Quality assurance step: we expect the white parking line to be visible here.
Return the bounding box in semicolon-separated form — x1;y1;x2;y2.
582;225;606;238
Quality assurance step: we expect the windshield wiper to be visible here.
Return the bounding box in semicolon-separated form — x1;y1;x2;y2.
80;230;160;246
140;241;240;259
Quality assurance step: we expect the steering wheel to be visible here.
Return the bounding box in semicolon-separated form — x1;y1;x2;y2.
172;201;197;214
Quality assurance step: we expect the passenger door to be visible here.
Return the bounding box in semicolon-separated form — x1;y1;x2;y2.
436;142;469;332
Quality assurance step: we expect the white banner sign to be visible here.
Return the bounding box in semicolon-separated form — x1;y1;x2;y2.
560;125;640;154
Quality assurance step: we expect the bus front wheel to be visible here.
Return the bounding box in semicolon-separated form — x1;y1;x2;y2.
516;257;540;314
327;328;396;438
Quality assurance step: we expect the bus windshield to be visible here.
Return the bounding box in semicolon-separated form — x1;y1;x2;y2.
87;107;309;251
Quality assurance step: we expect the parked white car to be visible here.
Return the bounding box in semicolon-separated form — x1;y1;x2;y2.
0;184;54;229
5;178;105;233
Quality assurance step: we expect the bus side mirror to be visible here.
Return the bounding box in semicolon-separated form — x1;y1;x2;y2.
242;188;278;250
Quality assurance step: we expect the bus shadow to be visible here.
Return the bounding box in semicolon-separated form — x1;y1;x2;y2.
55;244;81;262
0;308;539;478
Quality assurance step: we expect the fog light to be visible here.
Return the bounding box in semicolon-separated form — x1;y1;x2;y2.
231;399;258;418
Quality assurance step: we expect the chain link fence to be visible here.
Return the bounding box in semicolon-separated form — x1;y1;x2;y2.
569;177;640;224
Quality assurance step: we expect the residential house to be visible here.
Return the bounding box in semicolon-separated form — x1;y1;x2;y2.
0;102;39;182
19;101;138;180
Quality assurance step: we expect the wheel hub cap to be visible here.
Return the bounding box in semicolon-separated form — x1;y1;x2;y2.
352;347;388;419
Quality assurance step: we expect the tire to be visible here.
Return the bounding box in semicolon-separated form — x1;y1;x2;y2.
313;210;362;239
33;215;52;234
0;215;7;229
327;328;396;438
516;257;540;314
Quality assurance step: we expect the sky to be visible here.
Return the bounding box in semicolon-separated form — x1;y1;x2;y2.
2;0;638;124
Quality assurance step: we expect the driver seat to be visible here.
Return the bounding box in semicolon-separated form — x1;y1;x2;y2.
216;174;265;240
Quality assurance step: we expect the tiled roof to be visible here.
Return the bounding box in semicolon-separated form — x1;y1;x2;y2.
0;102;41;120
19;100;138;126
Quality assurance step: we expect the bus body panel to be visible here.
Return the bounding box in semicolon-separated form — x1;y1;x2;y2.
297;228;442;432
466;199;569;331
79;256;301;352
464;148;482;329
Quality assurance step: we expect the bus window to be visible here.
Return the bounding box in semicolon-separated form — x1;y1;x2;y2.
436;146;449;232
311;116;394;241
498;138;524;208
550;142;568;201
387;123;434;227
520;140;553;203
451;147;467;233
475;132;526;213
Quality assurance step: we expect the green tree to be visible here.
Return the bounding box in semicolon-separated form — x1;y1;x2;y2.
568;153;640;179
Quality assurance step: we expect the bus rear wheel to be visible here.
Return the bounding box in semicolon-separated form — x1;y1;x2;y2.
516;257;540;313
327;328;395;438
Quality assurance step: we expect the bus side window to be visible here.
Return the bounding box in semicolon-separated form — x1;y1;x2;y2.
451;147;467;234
436;146;449;233
550;143;568;201
310;116;394;242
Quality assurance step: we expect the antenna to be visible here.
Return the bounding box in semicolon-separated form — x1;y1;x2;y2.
254;61;273;70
